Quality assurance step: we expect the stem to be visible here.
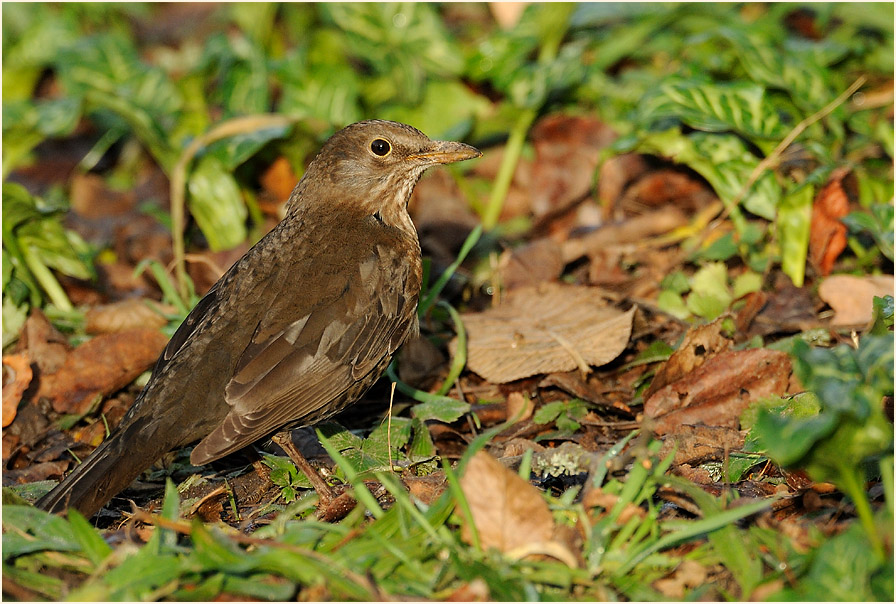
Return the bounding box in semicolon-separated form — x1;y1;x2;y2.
480;108;537;230
836;457;885;561
20;245;72;311
418;224;483;316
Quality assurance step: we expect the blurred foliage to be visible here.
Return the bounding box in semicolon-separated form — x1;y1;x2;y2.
751;298;894;572
0;4;893;600
2;2;892;310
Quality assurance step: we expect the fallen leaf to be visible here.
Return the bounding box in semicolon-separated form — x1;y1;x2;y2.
459;450;555;553
19;309;69;375
2;354;33;427
617;169;715;214
529;115;616;218
644;348;792;434
809;169;851;275
489;2;528;28
658;424;746;466
259;156;299;204
498;238;565;291
818;274;894;327
70;172;136;219
643;318;733;401
85;298;174;334
597;153;649;215
445;579;489;602
457;283;635;383
653;559;708;599
37;328;169;414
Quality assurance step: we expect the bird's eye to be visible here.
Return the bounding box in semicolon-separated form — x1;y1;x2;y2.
370;138;391;157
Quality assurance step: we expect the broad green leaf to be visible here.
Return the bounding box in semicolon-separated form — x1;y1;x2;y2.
732;270;762;298
638;78;785;140
205;123;293;171
66;509;112;567
410;396;470;423
720;27;839;112
187;155;248;251
777;183;813;287
381;80;490;141
1;506;81;560
365;416;413;463
320;3;462;105
278;60;362;126
687;262;733;320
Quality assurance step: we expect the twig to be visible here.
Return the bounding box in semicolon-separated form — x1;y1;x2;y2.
735;76;867;207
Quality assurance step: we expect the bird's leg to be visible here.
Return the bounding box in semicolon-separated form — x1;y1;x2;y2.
271;431;335;506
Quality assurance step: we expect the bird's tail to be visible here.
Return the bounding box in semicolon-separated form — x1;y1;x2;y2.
35;414;164;518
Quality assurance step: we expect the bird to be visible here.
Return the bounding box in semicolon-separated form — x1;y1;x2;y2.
36;120;481;518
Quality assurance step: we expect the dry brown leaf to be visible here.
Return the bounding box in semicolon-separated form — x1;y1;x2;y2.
653;559;709;599
818;274;894;327
529;114;616;218
457;283;635;383
644;348;792;435
37;328;169;414
2;353;33;428
643;318;733;401
505;391;534;422
85;298;174;334
260;156;299;204
489;2;529;29
498;239;565;291
809;169;851;275
459;450;555;553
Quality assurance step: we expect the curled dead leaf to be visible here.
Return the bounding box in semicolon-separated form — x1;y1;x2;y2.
456;283;635;384
2;354;33;427
37;328;169;415
644;348;792;435
85;298;174;334
643;318;733;400
809;169;851;275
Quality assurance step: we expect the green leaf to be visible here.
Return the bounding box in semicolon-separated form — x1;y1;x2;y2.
686;262;733;320
320;3;462;105
187;155;248;251
638;78;785;139
410;396;471;423
381;80;489;141
205;123;293;171
776;183;813;287
1;506;81;560
66;509;112;567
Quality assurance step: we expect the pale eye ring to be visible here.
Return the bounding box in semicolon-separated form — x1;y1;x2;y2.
370;138;391;157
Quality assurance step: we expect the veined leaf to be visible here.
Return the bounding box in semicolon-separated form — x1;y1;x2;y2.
187;155;248;251
639;78;786;140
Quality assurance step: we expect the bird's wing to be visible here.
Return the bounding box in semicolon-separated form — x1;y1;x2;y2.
190;249;418;464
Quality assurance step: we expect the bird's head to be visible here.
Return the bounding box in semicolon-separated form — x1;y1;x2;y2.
288;120;480;228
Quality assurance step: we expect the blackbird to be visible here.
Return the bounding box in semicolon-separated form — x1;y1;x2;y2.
37;120;480;518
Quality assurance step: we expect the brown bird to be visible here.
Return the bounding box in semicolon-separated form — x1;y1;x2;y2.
36;120;480;518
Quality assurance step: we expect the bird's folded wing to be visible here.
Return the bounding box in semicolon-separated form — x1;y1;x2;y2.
190;260;416;463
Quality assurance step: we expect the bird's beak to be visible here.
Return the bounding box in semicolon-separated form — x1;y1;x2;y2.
409;140;481;165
